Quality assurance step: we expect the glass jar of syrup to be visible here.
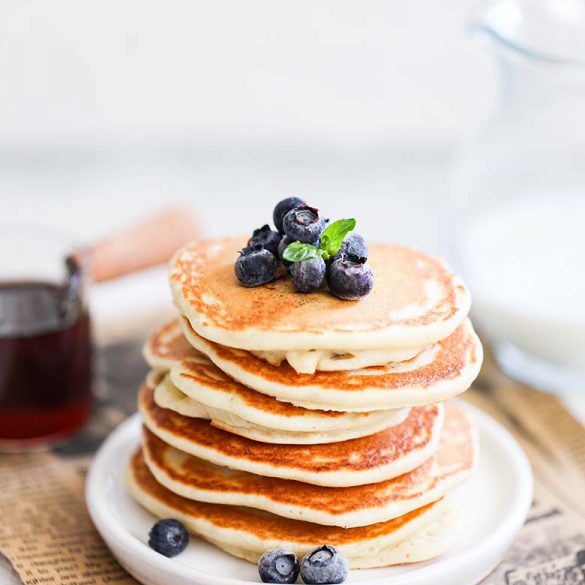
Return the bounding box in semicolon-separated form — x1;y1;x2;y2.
0;227;93;450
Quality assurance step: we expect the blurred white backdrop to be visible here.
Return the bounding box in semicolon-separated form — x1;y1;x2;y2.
0;0;498;328
0;0;494;147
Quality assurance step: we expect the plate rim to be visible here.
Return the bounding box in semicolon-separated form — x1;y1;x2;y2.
86;401;533;585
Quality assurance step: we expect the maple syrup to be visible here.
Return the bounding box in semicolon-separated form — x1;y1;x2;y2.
0;259;93;448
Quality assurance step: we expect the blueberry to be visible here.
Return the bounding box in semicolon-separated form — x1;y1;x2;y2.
235;245;279;287
327;255;374;300
291;256;326;293
248;224;282;258
258;549;299;584
148;519;189;558
300;545;348;584
283;205;325;244
332;233;368;263
273;196;306;234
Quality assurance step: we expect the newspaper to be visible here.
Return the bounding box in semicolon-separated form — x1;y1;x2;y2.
484;482;585;585
0;336;583;585
0;452;137;585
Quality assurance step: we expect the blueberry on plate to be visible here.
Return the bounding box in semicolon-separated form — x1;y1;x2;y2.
291;256;326;293
300;545;348;584
235;245;279;287
332;233;368;263
282;205;325;244
248;224;282;258
148;519;189;558
327;255;374;300
273;196;306;234
258;549;299;584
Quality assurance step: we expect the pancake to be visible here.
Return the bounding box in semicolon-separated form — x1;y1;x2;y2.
251;345;423;375
181;317;483;412
143;318;197;372
169;237;471;352
127;449;460;569
144;321;410;442
139;383;444;487
155;375;408;444
142;402;476;528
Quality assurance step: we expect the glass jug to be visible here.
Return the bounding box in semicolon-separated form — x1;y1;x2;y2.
451;0;585;393
0;225;93;450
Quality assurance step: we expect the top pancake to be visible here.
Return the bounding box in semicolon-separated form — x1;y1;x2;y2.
169;237;471;351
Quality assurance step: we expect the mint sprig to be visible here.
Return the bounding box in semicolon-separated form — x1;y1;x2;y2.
283;241;326;262
283;218;356;263
320;218;356;259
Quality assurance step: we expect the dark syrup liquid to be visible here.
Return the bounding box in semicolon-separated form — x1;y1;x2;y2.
0;279;93;444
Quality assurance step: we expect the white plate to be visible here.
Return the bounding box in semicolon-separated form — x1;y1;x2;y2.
86;403;533;585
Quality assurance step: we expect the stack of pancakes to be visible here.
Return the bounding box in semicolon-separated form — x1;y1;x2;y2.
127;237;483;569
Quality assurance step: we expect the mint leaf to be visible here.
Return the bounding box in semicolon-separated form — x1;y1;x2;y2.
283;241;325;263
320;218;356;259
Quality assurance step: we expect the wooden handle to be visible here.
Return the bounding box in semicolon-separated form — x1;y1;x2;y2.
86;207;199;283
